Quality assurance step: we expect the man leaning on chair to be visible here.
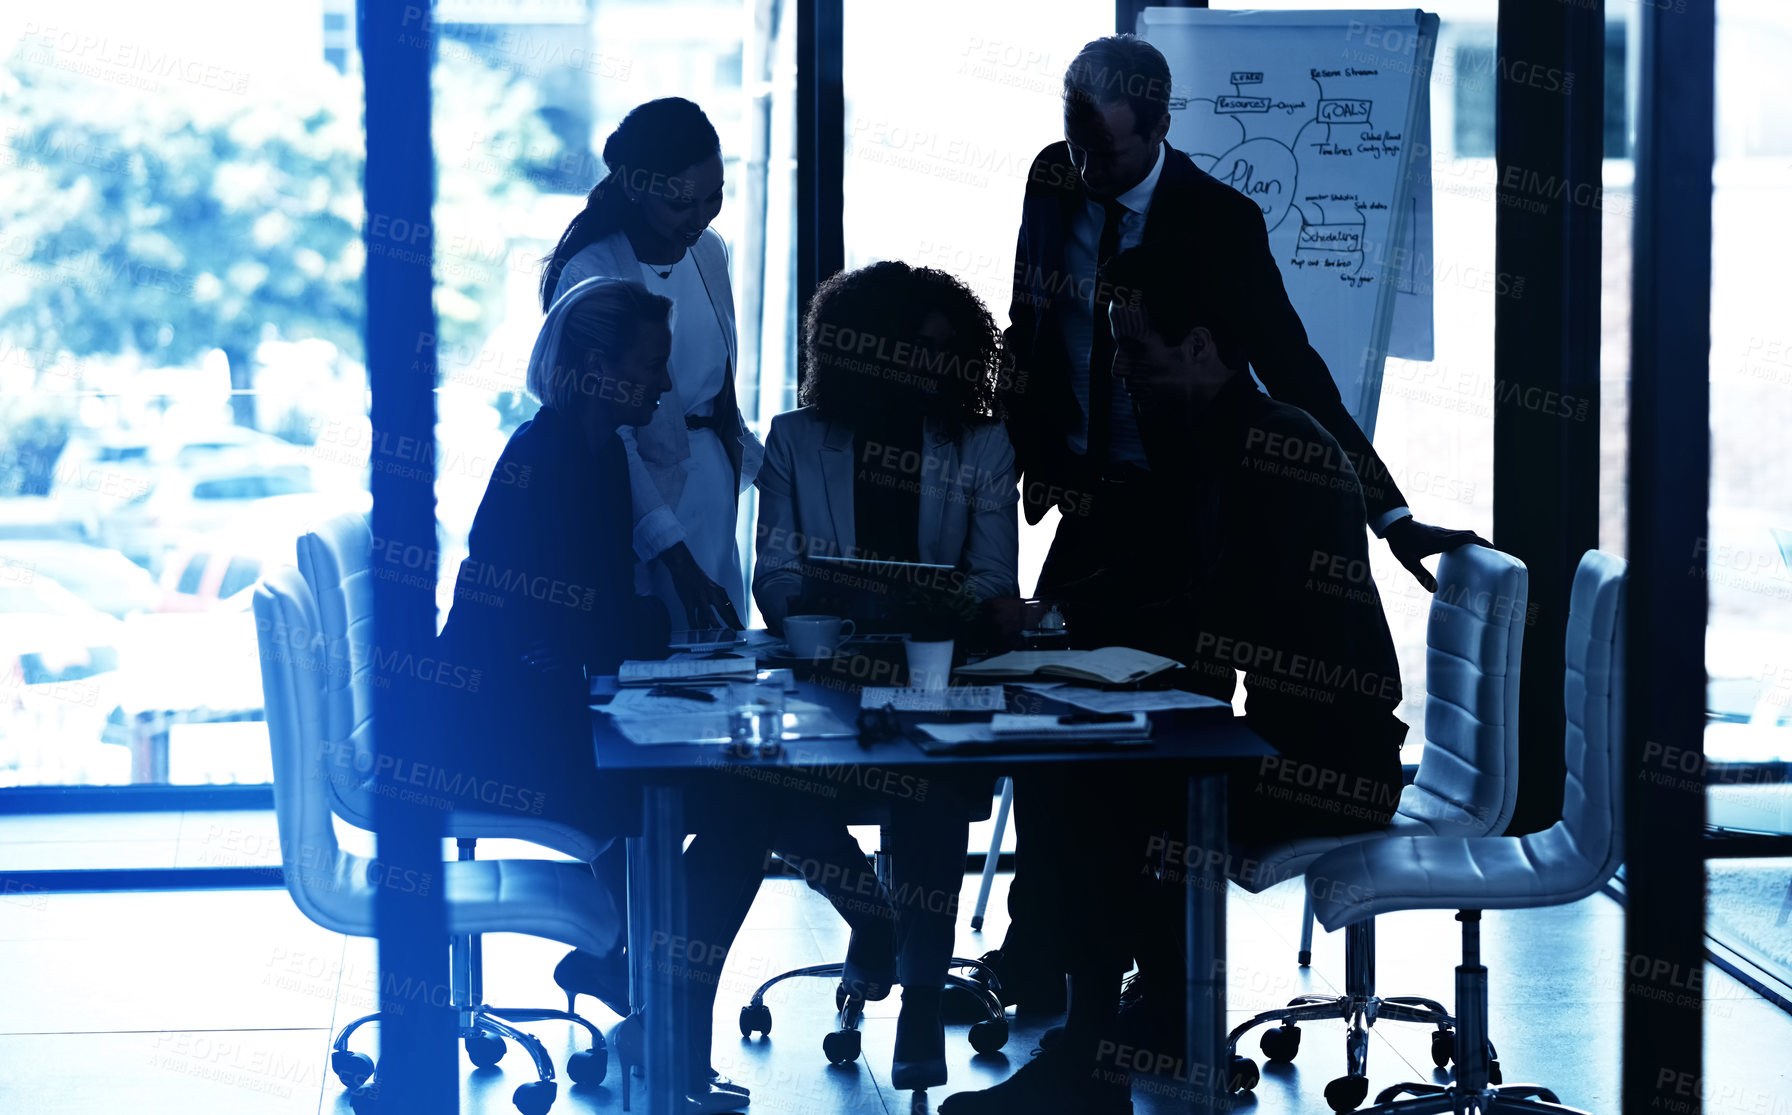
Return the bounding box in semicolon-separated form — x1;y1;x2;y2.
978;31;1489;1033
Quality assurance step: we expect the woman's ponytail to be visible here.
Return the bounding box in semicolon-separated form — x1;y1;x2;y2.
538;97;721;312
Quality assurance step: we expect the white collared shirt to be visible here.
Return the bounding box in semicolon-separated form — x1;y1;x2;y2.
1058;141;1166;467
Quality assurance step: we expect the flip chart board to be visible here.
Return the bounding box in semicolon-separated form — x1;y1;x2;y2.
1137;8;1439;437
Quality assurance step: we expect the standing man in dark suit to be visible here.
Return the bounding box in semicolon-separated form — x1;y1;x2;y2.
944;240;1413;1115
981;33;1485;1011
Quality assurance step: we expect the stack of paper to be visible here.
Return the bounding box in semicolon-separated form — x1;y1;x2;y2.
612;712;734;745
602;685;741;717
859;685;1007;712
605;698;858;745
1016;684;1230;714
913;713;1152;751
618;658;757;686
988;712;1151;738
955;647;1182;685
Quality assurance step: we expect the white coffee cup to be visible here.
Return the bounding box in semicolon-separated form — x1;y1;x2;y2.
904;637;954;692
784;615;855;658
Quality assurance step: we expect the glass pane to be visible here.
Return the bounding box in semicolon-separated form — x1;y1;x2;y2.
1709;858;1792;994
426;0;796;627
1705;0;1792;763
1707;0;1792;990
844;0;1112;598
0;2;370;792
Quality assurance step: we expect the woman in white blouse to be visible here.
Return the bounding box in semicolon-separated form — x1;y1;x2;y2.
541;97;760;630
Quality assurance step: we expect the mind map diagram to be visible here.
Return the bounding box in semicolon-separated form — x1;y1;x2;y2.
1172;67;1402;290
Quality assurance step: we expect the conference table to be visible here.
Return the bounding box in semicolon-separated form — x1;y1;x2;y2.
592;664;1274;1115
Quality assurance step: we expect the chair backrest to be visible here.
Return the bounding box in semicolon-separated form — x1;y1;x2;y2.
1402;545;1529;836
295;512;380;829
254;565;377;938
296;512;605;861
1522;548;1627;898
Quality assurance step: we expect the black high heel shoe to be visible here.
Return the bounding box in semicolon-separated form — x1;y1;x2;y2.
611;1012;751;1113
890;987;947;1092
553;947;633;1018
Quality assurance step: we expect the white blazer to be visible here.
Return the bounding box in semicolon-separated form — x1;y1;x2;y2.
752;406;1021;626
554;228;764;562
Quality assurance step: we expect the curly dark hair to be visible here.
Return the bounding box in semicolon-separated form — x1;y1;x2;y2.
799;261;1003;438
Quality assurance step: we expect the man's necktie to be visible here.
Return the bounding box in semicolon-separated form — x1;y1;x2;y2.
1086;196;1128;474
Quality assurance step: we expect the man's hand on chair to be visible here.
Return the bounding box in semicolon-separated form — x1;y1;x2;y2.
1384;516;1493;593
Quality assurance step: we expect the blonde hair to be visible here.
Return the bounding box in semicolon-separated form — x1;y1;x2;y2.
527;278;672;412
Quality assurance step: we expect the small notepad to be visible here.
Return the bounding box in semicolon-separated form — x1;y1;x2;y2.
618;658;757;686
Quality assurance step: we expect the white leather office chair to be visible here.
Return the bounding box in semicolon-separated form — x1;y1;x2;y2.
297;514;617;1038
1304;549;1626;1113
296;512;606;860
1227;545;1529;1111
256;566;621;1115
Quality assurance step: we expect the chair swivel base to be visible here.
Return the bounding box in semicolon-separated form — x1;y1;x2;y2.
738;957;1010;1063
1226;993;1458;1111
1358;1080;1591;1114
329;1002;607;1115
1226;917;1462;1111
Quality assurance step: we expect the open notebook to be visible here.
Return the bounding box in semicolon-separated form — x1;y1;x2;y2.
954;647;1182;685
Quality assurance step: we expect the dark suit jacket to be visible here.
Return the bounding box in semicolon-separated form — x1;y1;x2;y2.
1143;374;1408;765
1002;141;1406;528
438;405;666;749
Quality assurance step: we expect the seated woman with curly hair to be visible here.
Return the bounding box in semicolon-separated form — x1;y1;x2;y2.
753;260;1020;635
753;262;1020;1094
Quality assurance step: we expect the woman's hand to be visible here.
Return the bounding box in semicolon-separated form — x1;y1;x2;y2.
660;542;743;630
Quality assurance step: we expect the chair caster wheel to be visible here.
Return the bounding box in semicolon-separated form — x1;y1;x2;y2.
1326;1074;1370;1112
513;1079;557;1114
1430;1028;1455;1068
822;1028;861;1064
1490;1059;1503;1085
466;1031;507;1068
740;1002;773;1038
566;1047;607;1085
1229;1055;1260;1093
1260;1023;1301;1062
1298;949;1312;967
333;1050;376;1091
969;1018;1009;1054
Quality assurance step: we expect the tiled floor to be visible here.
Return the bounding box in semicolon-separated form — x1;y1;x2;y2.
2;815;1789;1114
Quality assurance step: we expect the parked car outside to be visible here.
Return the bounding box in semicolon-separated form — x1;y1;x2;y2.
0;540;161;618
96;462;318;572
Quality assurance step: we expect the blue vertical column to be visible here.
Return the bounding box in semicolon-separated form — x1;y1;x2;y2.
360;0;455;1109
1493;0;1605;838
795;0;843;329
1624;0;1713;1110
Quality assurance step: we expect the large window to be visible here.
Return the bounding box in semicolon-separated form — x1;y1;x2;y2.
0;0;803;800
424;0;800;628
843;0;1112;596
1705;0;1792;996
1;1;370;791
